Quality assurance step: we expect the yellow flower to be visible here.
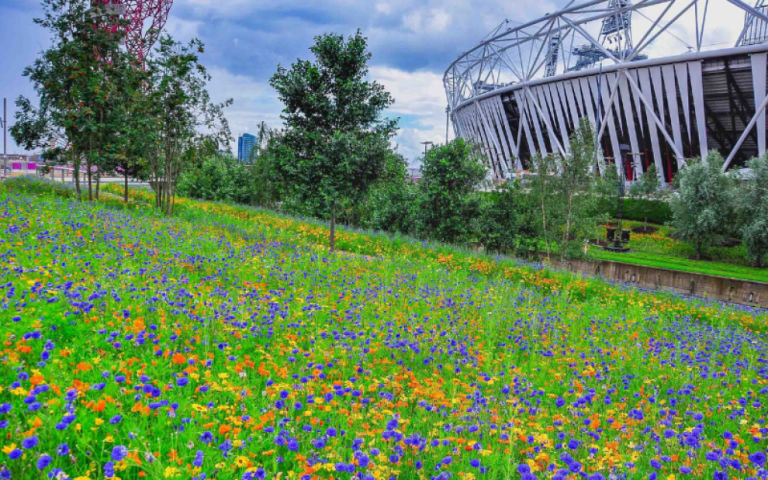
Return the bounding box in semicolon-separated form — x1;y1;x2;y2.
163;466;180;478
234;455;250;468
1;444;16;454
94;418;104;426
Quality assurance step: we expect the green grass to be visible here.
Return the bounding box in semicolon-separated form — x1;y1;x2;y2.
592;248;768;282
590;219;767;283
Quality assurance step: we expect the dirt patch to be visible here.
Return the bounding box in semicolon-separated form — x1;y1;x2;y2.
631;225;659;235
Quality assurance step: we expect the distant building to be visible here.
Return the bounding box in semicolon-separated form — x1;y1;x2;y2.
237;133;256;162
407;167;421;183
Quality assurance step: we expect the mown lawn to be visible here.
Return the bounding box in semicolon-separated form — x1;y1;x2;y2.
592;220;768;283
1;177;767;480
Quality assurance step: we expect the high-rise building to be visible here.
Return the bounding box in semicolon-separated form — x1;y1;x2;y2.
237;133;256;162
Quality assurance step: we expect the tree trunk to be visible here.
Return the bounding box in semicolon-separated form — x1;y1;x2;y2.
562;192;574;261
73;153;82;200
329;205;336;252
124;169;129;203
86;157;93;202
95;170;101;200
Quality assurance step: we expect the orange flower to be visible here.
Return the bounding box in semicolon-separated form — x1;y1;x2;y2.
76;362;92;372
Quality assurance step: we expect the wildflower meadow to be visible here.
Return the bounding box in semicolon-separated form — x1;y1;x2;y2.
1;178;768;480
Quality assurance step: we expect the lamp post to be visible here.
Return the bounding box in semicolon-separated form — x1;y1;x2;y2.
420;141;433;157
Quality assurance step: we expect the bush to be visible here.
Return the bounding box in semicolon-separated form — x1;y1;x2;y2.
415;139;487;244
734;155;768;267
477;180;540;257
612;198;672;225
669;151;736;259
177;154;257;205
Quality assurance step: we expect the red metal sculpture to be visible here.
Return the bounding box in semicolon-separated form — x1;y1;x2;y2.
96;0;173;60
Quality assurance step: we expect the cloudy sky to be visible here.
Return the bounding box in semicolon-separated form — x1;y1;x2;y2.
0;0;749;164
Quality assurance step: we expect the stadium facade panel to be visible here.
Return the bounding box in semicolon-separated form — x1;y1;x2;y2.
444;0;768;183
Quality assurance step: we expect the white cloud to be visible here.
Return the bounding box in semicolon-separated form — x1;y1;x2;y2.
370;66;453;164
205;67;283;153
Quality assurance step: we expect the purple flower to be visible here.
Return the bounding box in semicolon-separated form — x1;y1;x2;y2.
36;454;51;470
22;436;39;449
109;415;122;425
177;377;189;387
750;451;766;466
111;445;127;462
470;459;481;468
57;443;70;456
8;449;21;460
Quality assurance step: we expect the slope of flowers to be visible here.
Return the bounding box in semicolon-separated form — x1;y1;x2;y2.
1;180;767;480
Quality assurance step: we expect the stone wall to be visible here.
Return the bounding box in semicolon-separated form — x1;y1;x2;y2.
551;258;767;308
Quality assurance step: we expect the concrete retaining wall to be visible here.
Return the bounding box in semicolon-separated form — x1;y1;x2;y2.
551;258;768;308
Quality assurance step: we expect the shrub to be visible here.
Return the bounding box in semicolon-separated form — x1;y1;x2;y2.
415;139;487;244
176;154;255;205
734;155;768;267
669;151;736;259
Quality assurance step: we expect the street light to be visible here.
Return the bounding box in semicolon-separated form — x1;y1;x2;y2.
420;141;433;157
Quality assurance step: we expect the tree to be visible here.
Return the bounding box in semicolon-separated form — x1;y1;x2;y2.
528;153;561;260
145;35;232;215
596;159;620;218
416;139;487;244
357;150;417;234
669;151;736;260
478;179;539;257
269;30;397;251
12;0;138;200
554;118;603;260
629;164;663;229
734;155;768;267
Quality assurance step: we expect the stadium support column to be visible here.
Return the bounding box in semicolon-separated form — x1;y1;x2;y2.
623;70;685;162
752;52;767;156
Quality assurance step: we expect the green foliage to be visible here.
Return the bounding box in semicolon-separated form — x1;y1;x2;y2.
11;0;144;200
734;155;768;267
415;139;487;244
477;180;540;256
669;151;737;259
596;163;620;216
553;118;604;259
269;30;397;250
355;151;418;234
528;119;604;259
612;198;673;225
629;164;665;227
145;36;232;215
176;154;255;204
